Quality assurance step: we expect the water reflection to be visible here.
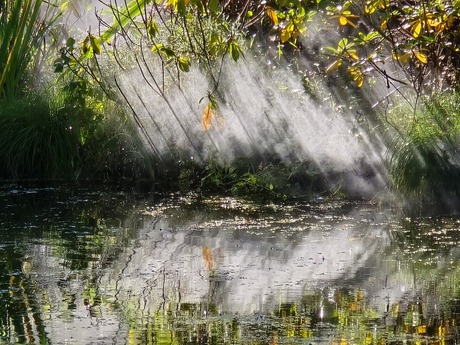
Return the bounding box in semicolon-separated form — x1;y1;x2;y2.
1;184;460;344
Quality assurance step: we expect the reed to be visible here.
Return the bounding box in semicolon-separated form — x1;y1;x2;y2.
0;0;59;103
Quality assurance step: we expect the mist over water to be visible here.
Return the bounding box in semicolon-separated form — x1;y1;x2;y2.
61;5;395;198
116;50;389;197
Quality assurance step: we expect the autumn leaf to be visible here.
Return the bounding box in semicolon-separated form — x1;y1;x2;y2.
201;103;214;130
326;59;342;73
411;20;422;38
266;6;278;25
202;247;213;270
414;50;427;64
348;66;364;87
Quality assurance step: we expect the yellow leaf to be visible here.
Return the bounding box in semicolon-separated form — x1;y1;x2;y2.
201;104;213;131
414;51;427;64
348;67;364;87
339;15;348;26
394;51;411;64
202;247;213;270
280;29;291;43
326;59;342;73
266;7;278;26
348;51;359;61
412;21;422;38
381;19;387;30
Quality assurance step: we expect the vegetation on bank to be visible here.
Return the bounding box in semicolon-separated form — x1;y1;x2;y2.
3;0;460;206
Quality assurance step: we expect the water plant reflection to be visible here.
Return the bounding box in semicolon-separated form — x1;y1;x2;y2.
2;187;460;344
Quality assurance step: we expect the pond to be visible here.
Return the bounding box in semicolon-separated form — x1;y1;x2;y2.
1;183;460;344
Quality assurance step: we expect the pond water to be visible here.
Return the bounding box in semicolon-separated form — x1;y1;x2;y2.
1;183;460;345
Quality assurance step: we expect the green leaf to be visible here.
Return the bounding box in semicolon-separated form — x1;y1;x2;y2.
66;37;76;49
178;56;191;72
152;43;164;53
89;35;101;55
228;40;242;62
147;18;159;38
209;0;220;13
178;0;187;16
161;47;176;58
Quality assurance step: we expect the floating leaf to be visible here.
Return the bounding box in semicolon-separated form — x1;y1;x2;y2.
201;103;214;130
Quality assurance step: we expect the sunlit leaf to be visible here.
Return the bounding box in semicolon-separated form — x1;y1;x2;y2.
151;43;164;53
89;35;101;55
339;15;348;25
326;59;342;73
394;51;411;64
60;0;70;12
412;21;422;38
147;18;159;38
280;28;291;42
201;103;214;130
202;247;213;270
348;66;364;87
348;51;359;61
414;51;427;64
266;6;278;25
178;56;190;72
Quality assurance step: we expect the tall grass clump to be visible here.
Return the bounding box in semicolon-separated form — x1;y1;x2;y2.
0;93;80;179
390;92;460;210
0;0;59;103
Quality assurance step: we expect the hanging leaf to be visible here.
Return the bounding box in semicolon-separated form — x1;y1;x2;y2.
202;247;213;271
147;18;159;39
393;51;411;64
89;35;101;55
202;103;214;130
178;56;191;72
414;51;428;64
411;20;422;38
228;40;243;62
208;0;220;13
266;7;278;25
326;59;342;73
348;66;364;87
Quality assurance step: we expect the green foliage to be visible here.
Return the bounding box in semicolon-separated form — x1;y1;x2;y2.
323;0;460;92
389;92;460;207
0;0;60;103
0;93;80;179
175;159;326;201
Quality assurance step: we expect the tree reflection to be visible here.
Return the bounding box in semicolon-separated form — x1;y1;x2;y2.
3;190;460;344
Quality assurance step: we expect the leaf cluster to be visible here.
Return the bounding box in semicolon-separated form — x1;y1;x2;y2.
324;0;460;93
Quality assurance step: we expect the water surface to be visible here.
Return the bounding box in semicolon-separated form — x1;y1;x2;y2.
1;183;459;344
